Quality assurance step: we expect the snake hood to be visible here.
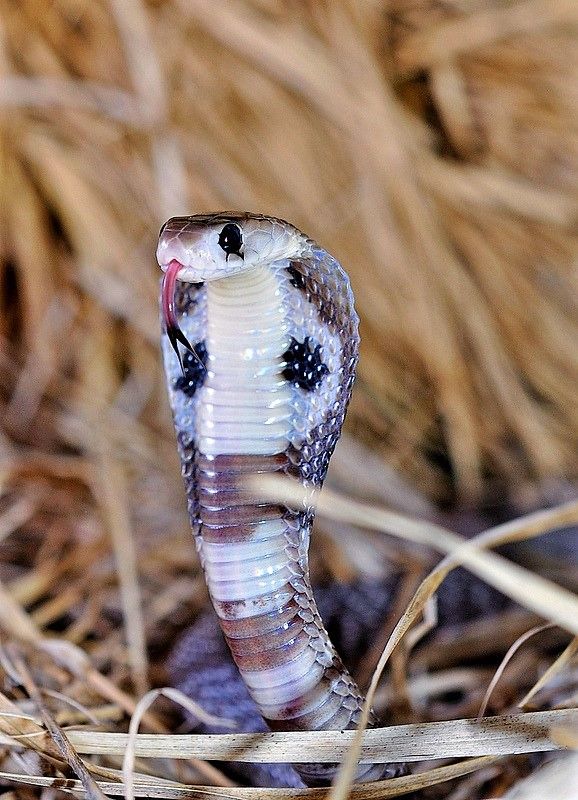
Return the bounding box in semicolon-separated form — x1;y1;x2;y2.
159;213;404;786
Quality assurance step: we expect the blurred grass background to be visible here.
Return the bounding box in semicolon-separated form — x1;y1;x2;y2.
0;1;577;795
1;0;576;507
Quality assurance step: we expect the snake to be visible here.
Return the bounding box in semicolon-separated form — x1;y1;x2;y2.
157;212;405;786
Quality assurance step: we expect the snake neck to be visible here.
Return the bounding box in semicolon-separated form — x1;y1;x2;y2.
195;265;334;704
183;265;383;783
198;265;293;456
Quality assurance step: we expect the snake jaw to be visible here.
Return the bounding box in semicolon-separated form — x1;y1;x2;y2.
161;259;203;373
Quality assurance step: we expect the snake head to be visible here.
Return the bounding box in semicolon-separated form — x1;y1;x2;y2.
157;213;306;282
158;213;306;367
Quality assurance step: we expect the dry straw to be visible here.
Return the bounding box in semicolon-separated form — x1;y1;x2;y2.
0;1;577;798
1;0;576;501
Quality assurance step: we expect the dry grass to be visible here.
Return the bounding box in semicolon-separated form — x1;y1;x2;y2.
0;1;577;798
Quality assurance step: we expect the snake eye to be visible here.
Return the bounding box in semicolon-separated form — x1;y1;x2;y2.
218;223;243;260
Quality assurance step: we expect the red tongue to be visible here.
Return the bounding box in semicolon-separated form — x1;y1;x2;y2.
161;259;195;369
161;259;182;336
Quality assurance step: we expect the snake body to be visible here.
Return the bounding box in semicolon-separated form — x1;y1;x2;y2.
157;213;402;785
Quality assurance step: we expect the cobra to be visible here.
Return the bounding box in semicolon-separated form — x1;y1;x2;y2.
157;213;404;785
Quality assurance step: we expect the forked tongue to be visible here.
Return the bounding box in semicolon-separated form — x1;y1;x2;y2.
161;259;203;372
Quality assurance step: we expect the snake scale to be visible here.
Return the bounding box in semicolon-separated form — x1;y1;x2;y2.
157;212;405;785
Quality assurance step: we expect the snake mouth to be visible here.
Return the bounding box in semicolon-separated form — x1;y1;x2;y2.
161;259;200;370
